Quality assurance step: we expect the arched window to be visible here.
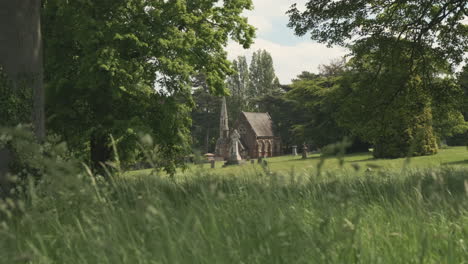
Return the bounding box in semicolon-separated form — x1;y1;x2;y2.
265;140;271;157
257;140;264;157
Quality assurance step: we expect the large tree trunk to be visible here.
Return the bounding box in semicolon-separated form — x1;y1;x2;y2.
0;0;44;138
0;0;44;186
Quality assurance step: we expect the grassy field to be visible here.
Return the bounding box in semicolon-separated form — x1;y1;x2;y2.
1;147;467;263
129;146;468;178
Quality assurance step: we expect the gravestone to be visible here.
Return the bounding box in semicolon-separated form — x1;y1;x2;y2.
210;160;215;169
302;143;308;159
292;145;298;156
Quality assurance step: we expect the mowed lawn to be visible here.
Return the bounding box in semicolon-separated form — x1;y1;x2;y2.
129;146;468;179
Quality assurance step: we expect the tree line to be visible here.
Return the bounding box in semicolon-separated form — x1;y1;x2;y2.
0;0;467;178
193;0;468;158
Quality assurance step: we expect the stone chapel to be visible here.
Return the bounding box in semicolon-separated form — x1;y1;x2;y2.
215;98;281;160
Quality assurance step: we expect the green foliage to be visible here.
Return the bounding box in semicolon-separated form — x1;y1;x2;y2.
431;77;468;140
332;38;465;157
286;71;346;147
288;0;468;66
0;126;80;197
0;68;33;127
248;50;281;103
191;74;222;153
42;0;255;172
287;0;467;157
259;61;370;152
227;56;252;117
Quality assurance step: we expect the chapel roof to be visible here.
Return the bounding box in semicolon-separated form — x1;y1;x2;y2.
241;112;274;137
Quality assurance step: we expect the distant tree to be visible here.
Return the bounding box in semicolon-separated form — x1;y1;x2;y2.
43;0;255;173
227;56;251;118
191;74;221;154
286;73;344;148
248;50;280;107
459;64;468;118
318;58;347;77
259;60;370;153
285;65;369;152
446;64;468;145
334;39;454;158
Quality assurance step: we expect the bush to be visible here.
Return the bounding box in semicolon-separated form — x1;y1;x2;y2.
0;125;81;198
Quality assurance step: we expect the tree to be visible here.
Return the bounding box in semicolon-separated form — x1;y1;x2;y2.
334;39;455;157
0;0;44;139
276;62;369;153
227;56;251;118
445;64;468;145
288;0;468;66
248;50;280;106
288;0;468;158
0;0;45;190
191;74;221;154
43;0;255;173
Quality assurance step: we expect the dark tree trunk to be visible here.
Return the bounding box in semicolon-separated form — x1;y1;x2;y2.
0;0;44;188
90;133;112;173
0;0;45;138
347;137;371;153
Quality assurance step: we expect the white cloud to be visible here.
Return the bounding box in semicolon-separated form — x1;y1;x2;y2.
227;39;347;84
247;15;273;33
248;0;308;18
227;0;347;84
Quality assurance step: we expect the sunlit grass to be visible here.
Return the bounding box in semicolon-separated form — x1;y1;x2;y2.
1;147;467;263
128;146;468;178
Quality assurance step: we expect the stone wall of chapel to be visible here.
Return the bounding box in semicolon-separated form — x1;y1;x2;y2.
234;114;282;159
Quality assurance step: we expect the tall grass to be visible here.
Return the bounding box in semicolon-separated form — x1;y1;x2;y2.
1;165;467;263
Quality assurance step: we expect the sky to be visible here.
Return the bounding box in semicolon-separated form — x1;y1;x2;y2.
226;0;348;84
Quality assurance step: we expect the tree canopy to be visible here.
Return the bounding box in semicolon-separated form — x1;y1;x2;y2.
43;0;255;173
288;0;468;66
287;0;468;158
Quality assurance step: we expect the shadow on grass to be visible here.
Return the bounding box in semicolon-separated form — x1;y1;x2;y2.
442;160;468;166
282;156;322;163
345;157;375;163
283;152;375;163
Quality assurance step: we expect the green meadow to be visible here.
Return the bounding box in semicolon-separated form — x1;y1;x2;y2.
130;146;468;178
1;147;467;263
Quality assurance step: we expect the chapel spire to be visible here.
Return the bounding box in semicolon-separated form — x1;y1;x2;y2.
219;97;229;138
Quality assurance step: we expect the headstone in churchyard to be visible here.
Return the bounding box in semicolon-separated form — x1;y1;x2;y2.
292;145;298;156
210;160;215;169
251;159;255;164
302;143;308;159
